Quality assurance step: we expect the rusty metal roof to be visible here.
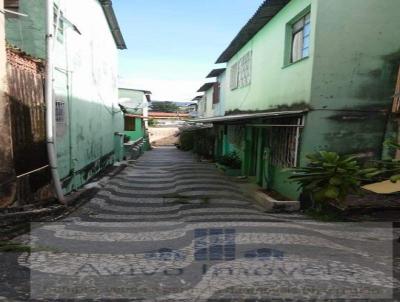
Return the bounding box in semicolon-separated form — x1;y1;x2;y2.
206;68;226;78
99;0;127;49
216;0;289;63
197;82;216;93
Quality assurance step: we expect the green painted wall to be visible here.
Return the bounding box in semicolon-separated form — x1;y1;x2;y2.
118;88;148;145
125;117;145;142
6;0;123;193
5;0;46;59
224;0;314;113
300;0;400;165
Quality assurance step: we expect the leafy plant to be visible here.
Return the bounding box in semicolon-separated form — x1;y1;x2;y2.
217;152;242;169
379;140;400;183
288;151;378;204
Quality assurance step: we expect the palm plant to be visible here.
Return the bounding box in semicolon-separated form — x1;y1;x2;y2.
288;151;378;205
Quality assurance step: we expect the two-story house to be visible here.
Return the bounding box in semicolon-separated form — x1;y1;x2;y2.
196;68;227;119
4;0;126;202
193;0;400;199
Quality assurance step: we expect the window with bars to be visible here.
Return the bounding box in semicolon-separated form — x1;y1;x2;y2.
55;101;65;123
230;51;252;90
291;12;311;63
238;51;252;88
267;118;302;168
124;116;136;131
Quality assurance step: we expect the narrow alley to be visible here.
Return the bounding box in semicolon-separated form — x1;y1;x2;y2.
1;147;397;301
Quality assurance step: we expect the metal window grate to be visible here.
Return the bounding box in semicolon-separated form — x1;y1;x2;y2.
55;101;65;123
267;117;302;168
238;51;252;88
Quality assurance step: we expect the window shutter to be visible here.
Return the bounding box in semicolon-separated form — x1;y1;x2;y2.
213;83;220;104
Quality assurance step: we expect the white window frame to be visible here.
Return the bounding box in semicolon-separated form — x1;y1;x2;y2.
290;12;311;63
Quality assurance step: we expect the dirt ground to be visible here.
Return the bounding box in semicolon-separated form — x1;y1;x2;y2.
148;127;179;146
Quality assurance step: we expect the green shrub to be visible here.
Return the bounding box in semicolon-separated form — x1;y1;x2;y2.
179;131;195;151
217;152;242;169
287;151;378;205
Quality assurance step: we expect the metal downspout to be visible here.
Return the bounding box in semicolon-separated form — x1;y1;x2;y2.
45;0;66;204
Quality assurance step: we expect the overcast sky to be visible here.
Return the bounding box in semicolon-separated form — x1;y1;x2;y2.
114;0;262;102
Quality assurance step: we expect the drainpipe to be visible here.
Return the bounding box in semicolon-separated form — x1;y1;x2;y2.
45;0;66;204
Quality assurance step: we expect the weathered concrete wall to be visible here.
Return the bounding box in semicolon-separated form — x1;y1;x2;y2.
0;0;16;207
300;0;400;163
224;0;314;113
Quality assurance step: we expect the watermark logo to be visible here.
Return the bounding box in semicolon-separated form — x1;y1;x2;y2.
244;248;284;261
194;228;236;261
144;248;186;261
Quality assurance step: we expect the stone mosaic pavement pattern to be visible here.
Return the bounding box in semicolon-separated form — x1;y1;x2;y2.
0;146;399;301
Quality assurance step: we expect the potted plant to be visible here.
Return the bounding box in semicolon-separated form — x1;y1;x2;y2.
216;152;242;177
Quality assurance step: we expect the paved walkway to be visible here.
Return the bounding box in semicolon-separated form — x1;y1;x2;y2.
1;147;399;301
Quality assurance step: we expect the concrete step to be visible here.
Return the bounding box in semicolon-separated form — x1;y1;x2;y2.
236;181;300;213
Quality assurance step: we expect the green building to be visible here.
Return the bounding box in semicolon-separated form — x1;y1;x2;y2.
194;0;400;200
5;0;126;194
118;88;152;159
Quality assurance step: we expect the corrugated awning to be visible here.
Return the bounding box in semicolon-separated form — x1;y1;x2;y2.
197;82;216;93
216;0;289;63
190;110;307;123
206;68;226;78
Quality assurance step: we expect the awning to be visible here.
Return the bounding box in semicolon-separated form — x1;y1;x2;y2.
206;68;226;78
189;110;307;123
197;82;216;93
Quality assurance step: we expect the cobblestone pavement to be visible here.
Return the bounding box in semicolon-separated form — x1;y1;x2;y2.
1;147;399;301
